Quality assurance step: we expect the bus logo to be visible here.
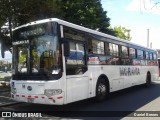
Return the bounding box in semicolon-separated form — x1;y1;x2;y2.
27;86;32;91
22;84;25;89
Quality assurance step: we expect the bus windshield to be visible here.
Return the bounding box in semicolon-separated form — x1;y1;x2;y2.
12;22;62;80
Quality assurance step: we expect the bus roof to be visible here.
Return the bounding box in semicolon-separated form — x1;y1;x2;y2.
13;18;156;52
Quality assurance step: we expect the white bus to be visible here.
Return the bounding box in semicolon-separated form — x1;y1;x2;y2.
11;18;158;105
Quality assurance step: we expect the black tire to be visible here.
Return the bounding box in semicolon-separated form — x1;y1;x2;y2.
145;73;151;87
95;78;108;102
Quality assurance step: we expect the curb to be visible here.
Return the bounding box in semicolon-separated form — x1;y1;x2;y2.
0;89;10;92
0;102;23;107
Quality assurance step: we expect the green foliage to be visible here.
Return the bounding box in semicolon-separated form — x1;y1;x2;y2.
56;0;111;33
0;0;111;31
0;0;62;27
0;0;10;27
113;26;132;41
19;54;27;64
0;0;62;55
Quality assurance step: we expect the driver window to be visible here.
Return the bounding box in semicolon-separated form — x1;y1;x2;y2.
64;27;87;75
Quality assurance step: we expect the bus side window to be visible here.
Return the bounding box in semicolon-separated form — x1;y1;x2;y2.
109;43;119;56
121;46;128;58
66;41;86;75
105;42;110;55
129;48;136;58
87;36;104;55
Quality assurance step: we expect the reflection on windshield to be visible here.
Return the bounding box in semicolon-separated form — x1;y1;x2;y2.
12;22;62;80
18;47;28;73
31;35;59;74
15;34;61;80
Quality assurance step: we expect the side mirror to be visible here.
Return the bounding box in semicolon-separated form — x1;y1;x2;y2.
63;40;70;57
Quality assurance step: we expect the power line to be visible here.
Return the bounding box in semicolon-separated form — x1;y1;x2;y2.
143;0;160;10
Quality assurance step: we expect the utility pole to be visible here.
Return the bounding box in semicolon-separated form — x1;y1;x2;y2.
150;42;152;48
147;29;149;48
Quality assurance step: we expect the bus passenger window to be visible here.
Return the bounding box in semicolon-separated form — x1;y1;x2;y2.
121;46;128;58
105;42;110;55
137;50;144;59
109;43;119;56
150;53;153;60
87;36;104;55
129;48;136;58
145;52;149;59
66;41;85;65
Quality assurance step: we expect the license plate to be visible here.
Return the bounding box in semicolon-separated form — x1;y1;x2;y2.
28;98;34;103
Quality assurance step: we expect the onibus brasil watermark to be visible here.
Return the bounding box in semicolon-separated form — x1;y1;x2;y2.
2;112;42;118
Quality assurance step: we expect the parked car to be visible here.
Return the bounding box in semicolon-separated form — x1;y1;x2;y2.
0;71;12;86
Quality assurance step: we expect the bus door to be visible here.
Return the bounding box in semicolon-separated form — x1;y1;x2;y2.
65;40;89;103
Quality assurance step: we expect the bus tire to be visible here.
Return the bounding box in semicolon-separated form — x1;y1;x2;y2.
95;78;108;102
145;72;151;87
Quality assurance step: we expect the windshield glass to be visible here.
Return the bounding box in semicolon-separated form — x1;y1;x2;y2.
12;22;62;80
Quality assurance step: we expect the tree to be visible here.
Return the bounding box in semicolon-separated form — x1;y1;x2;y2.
0;0;63;57
0;0;113;58
56;0;111;33
0;0;62;27
0;0;112;31
113;26;132;41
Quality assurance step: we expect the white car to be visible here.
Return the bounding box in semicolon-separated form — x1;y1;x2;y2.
0;71;12;86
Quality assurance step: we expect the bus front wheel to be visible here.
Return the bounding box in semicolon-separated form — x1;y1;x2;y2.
95;78;108;102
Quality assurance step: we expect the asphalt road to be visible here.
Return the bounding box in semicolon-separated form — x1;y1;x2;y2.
1;81;160;120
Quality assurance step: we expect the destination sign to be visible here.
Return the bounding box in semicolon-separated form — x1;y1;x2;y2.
12;40;29;45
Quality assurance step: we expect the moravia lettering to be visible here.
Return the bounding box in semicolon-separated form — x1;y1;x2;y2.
120;67;140;76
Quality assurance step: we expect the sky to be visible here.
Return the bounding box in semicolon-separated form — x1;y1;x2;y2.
101;0;160;49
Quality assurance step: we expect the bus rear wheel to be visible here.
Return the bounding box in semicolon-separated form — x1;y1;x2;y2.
145;73;151;87
95;78;108;102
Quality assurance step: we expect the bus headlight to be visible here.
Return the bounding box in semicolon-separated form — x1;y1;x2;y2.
44;89;62;97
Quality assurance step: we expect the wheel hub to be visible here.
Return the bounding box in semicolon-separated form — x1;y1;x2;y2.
98;83;106;95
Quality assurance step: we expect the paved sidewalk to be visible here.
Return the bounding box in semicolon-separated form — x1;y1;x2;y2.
0;97;19;107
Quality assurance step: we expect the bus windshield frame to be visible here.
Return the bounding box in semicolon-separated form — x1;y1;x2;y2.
12;22;62;80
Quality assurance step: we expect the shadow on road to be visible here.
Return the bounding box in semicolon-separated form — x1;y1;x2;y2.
1;82;160;119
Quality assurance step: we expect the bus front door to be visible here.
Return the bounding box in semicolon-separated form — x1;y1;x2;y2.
65;41;90;103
